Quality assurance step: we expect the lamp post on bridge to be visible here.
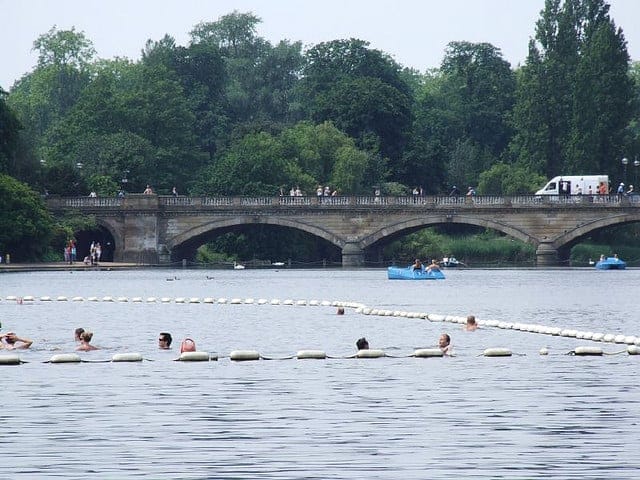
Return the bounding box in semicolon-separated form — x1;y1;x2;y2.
120;169;129;196
634;157;639;188
621;157;629;186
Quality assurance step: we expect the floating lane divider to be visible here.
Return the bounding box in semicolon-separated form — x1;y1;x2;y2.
7;294;640;353
0;354;24;365
176;351;214;362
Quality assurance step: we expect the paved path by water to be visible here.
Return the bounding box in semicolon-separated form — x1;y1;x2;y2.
0;262;141;272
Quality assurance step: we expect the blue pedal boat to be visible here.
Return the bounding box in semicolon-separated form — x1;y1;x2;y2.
595;257;626;270
387;265;445;280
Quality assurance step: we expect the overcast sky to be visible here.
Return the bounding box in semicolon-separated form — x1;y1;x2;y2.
2;0;638;91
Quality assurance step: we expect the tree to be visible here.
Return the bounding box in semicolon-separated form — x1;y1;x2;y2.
0;89;22;174
0;174;53;261
510;0;632;177
300;39;412;164
440;41;516;157
478;163;547;195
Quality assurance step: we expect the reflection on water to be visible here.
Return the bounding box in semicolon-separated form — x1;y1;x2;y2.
1;269;639;479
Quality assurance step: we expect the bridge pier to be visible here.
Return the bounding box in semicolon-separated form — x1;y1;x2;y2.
342;242;365;267
535;243;559;267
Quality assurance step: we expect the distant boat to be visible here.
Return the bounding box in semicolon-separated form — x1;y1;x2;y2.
272;262;285;267
441;256;465;268
595;256;626;270
233;262;245;270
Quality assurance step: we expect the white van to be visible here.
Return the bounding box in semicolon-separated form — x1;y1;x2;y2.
535;175;609;195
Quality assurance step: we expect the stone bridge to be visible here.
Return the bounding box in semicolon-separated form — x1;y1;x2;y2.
46;194;640;266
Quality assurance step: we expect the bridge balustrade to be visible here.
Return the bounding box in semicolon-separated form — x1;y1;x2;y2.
48;194;640;211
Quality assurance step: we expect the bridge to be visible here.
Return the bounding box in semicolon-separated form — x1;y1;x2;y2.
46;194;640;267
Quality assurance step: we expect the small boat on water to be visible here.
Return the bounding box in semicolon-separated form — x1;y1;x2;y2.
595;256;626;270
441;256;464;268
387;265;445;280
233;261;245;270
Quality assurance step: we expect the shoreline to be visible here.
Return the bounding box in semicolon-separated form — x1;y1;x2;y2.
0;262;143;273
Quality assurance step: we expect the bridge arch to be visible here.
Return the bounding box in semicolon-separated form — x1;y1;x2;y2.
166;216;346;253
552;212;640;251
359;215;537;250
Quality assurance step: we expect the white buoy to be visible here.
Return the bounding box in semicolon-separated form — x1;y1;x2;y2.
356;349;385;358
230;350;260;361
244;298;254;304
282;299;294;305
309;300;320;306
72;296;84;302
57;296;68;301
592;333;604;342
178;351;210;362
614;334;626;344
188;298;200;303
112;352;143;362
230;298;242;304
117;297;128;302
627;345;640;355
203;298;215;303
146;297;157;303
0;355;21;365
49;353;82;363
539;347;549;355
217;298;228;304
22;295;35;302
270;299;280;305
102;296;113;302
624;336;636;345
320;300;331;306
161;297;172;303
87;296;99;302
296;300;307;306
573;346;603;356
413;348;444;358
296;350;327;359
483;348;512;357
257;299;268;305
603;334;615;343
131;297;143;302
175;297;185;303
6;295;17;301
40;296;52;301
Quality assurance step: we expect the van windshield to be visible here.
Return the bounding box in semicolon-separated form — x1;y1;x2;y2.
545;182;556;191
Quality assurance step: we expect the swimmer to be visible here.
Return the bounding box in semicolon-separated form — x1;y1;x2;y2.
464;315;478;331
426;259;440;272
1;332;33;350
76;331;99;351
412;258;423;270
74;327;85;342
158;332;172;349
180;338;196;353
438;333;451;355
337;307;345;315
356;337;369;350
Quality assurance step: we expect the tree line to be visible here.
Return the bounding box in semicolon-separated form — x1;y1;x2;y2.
1;0;639;260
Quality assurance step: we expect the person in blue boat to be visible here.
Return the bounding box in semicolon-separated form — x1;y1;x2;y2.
426;259;441;273
412;258;423;270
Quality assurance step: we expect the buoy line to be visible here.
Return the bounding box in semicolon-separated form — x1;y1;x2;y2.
3;294;640;351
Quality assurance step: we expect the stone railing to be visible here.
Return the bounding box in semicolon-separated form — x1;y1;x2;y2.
46;194;639;211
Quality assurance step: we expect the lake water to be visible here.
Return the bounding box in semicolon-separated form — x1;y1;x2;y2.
1;268;638;479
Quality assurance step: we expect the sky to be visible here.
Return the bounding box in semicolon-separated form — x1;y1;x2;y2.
1;0;639;91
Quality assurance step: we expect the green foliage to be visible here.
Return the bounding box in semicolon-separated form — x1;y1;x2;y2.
0;89;22;174
478;163;547;194
87;175;119;196
385;227;535;266
0;174;54;260
510;0;632;178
